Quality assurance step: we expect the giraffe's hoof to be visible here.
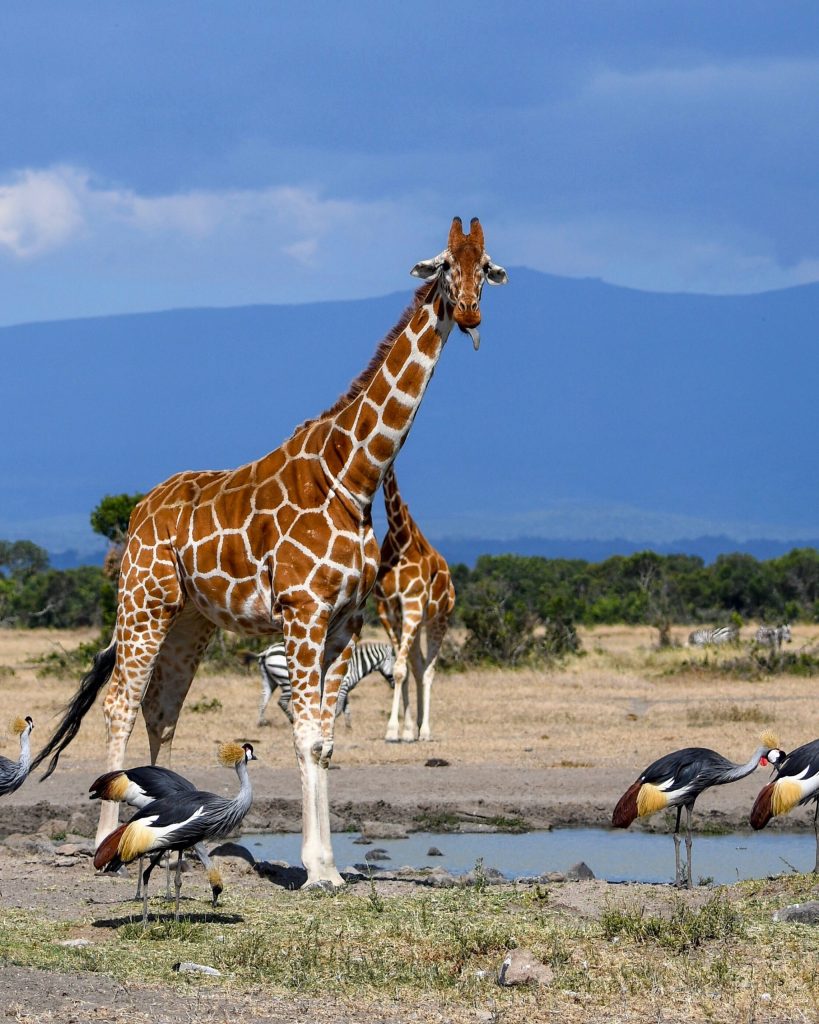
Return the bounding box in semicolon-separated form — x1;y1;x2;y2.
301;876;345;892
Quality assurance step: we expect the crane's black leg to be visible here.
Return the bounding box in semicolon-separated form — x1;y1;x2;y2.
673;806;682;886
165;853;172;900
142;854;162;927
134;855;144;900
813;800;819;874
174;851;184;921
685;805;694;889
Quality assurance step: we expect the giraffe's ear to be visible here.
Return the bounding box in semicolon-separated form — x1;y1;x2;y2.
484;260;508;285
410;251;448;280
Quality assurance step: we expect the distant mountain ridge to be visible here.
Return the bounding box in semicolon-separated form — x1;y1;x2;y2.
48;535;819;571
3;267;818;554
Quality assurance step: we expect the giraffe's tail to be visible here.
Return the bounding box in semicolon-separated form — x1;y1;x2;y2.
32;641;117;779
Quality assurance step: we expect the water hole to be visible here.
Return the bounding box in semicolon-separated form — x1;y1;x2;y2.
242;828;817;885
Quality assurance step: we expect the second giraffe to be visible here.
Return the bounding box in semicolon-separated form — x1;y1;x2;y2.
375;467;455;742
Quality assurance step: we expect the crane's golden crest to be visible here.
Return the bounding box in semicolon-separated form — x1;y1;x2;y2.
636;783;668;818
760;729;780;750
218;742;246;767
9;717;28;737
771;779;802;817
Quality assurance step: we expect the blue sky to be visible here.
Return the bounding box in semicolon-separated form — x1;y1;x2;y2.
3;2;819;325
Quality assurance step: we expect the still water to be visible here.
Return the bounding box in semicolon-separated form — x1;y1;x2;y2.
242;828;816;885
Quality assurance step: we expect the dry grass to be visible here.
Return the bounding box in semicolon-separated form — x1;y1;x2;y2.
1;623;818;776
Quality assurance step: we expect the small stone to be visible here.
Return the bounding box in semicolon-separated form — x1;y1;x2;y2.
352;836;373;845
461;865;505;886
172;962;221;976
497;948;554;987
55;842;95;857
365;848;391;862
772;901;819;924
567;861;595;880
58;938;91;947
427;846;444;857
424;758;449;767
358;821;408;839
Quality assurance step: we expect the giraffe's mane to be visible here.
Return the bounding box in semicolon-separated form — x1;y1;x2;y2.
287;282;434;439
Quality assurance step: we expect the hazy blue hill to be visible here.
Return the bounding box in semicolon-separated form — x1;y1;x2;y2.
3;269;817;552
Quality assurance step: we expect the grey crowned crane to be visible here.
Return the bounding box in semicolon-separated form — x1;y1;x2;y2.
94;742;257;924
751;737;819;872
0;717;33;796
612;731;784;887
89;764;224;905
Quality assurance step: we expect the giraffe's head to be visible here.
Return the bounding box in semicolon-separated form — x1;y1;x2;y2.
410;217;508;350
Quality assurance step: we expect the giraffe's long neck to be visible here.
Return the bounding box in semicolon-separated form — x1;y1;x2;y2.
326;283;453;505
382;467;413;551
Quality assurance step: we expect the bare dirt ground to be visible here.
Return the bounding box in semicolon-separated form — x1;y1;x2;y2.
0;624;818;1023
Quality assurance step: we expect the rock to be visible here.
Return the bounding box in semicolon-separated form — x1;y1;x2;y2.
4;832;54;855
55;842;95;857
172;962;221;976
514;872;565;884
59;938;91;947
458;823;500;834
358;821;409;839
365;848;391;862
427;846;444;857
773;901;819;924
497;948;554;987
37;818;69;839
461;865;506;886
567;862;595;880
425;758;450;767
352;836;373;845
339;866;367;880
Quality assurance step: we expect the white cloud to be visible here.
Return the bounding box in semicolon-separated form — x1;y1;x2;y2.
0;167;85;258
497;213;819;295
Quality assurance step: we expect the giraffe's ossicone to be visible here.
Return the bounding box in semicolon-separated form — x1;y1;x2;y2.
33;217;507;887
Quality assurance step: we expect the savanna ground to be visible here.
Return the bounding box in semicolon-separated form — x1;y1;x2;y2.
0;623;818;1023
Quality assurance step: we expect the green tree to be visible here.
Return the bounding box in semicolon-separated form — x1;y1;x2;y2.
0;539;49;580
90;493;145;544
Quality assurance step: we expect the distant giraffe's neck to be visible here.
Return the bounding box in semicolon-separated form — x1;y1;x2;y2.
382;467;413;551
328;282;453;504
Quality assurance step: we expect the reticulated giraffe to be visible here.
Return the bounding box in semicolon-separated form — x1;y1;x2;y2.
34;217;506;890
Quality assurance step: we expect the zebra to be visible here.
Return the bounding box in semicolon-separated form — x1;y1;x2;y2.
754;624;792;649
255;640;396;726
687;625;739;648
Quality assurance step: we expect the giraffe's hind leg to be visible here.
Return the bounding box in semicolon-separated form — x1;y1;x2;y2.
140;604;216;766
385;599;423;743
416;611;449;742
98;611;182;848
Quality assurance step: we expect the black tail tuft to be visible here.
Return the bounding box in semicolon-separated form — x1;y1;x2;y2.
236;648;260;668
33;642;117;780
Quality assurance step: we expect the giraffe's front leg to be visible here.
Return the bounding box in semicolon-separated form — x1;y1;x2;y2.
284;607;344;889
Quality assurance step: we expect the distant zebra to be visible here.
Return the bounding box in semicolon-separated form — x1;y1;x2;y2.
755;624;792;649
687;625;739;648
255;641;396;726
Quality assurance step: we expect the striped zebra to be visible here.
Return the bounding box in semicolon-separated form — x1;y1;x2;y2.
255;641;396;726
687;625;739;648
754;624;792;649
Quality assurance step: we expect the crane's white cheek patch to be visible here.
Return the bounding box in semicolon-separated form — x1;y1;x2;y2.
637;783;668;817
